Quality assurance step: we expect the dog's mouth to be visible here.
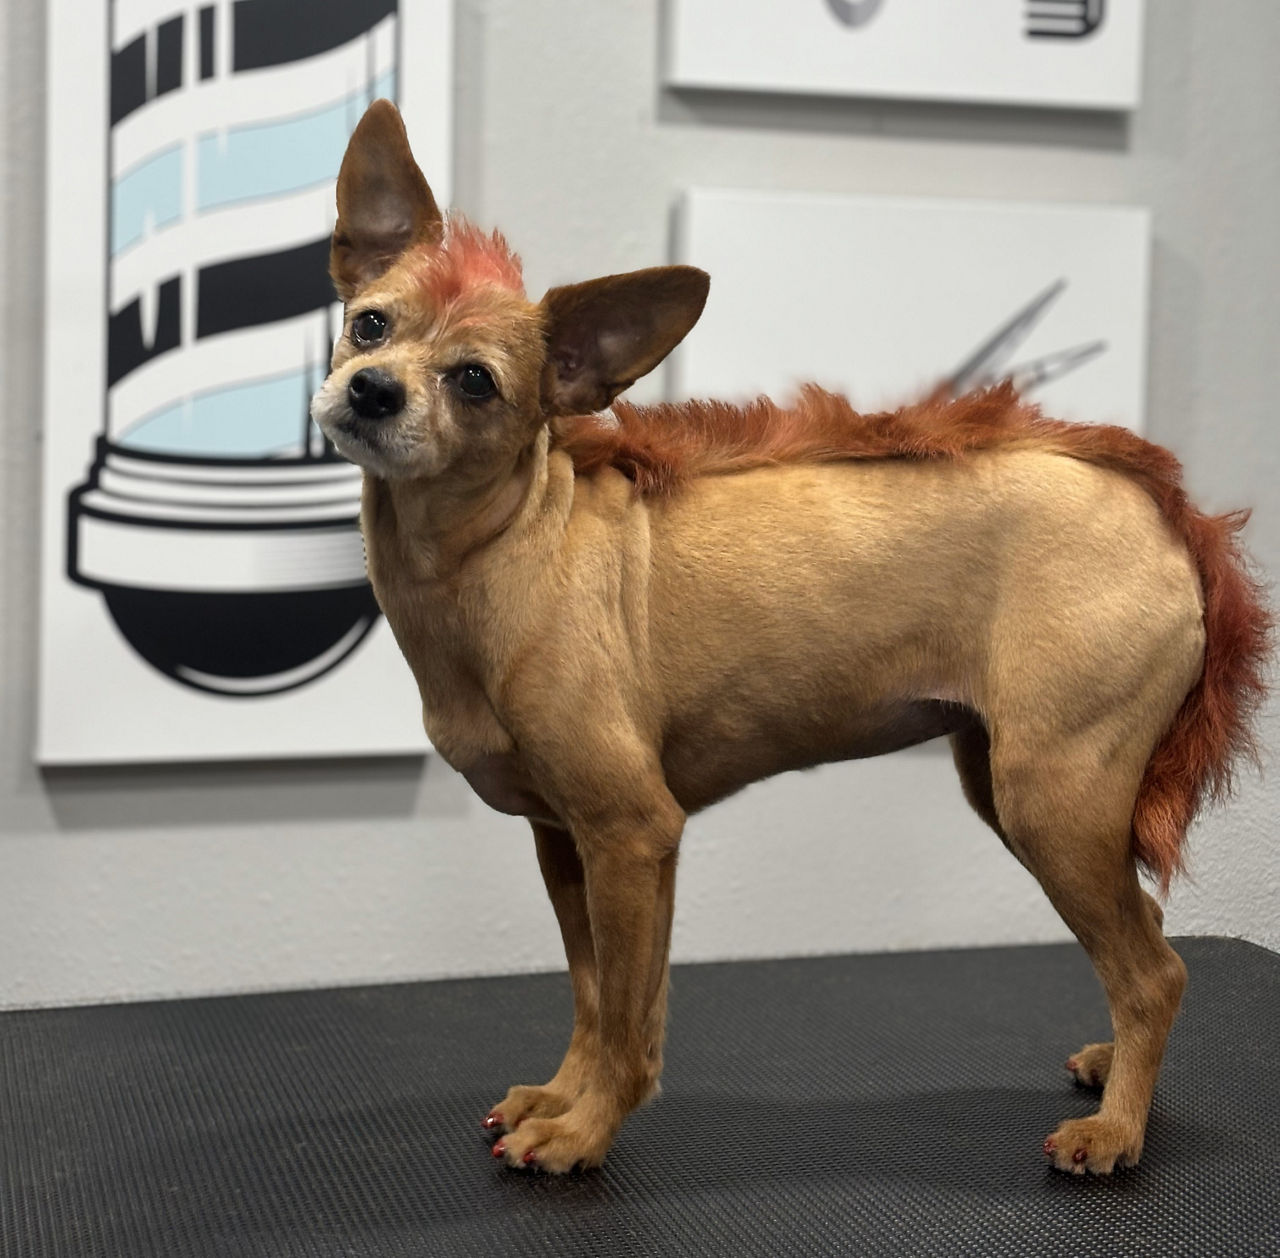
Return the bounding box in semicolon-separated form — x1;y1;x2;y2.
309;382;434;481
326;413;387;467
334;413;378;442
311;388;383;462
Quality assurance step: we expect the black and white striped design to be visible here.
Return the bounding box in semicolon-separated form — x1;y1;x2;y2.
68;1;401;683
105;0;398;461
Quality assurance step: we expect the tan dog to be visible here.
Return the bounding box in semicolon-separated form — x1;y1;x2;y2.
311;100;1270;1176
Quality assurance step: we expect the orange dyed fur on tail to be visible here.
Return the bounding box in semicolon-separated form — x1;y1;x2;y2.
558;382;1272;890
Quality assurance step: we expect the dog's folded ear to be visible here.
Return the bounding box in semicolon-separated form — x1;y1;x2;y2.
540;266;710;417
331;99;444;301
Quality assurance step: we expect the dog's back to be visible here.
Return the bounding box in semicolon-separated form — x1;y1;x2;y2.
547;448;1203;832
557;385;1268;891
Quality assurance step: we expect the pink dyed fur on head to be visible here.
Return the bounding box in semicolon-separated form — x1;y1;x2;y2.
407;215;524;305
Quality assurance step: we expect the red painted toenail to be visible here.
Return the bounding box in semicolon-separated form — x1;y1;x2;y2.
1043;1138;1057;1156
1073;1148;1088;1164
492;1140;507;1158
482;1112;504;1130
522;1150;538;1165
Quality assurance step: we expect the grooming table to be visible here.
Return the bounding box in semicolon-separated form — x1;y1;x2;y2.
2;937;1277;1257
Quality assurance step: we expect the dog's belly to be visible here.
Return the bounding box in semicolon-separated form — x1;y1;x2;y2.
661;698;976;814
460;704;973;825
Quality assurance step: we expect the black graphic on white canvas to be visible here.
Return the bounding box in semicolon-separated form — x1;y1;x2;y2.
68;1;399;697
824;0;886;28
1026;0;1106;39
941;279;1107;399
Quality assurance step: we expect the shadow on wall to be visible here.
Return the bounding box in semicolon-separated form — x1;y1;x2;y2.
39;738;959;834
39;752;476;832
658;85;1131;152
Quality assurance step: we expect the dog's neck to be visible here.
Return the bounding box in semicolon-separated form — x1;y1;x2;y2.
358;425;567;766
361;425;553;585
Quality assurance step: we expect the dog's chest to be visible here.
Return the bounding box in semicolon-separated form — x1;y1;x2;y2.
389;617;556;821
401;650;509;764
459;752;560;825
417;679;558;822
376;603;508;764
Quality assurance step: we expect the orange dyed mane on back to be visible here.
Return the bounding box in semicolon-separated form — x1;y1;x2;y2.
555;383;1271;891
558;382;1044;496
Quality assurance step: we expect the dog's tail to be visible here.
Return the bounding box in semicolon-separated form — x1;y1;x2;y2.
1130;504;1271;891
1034;420;1272;892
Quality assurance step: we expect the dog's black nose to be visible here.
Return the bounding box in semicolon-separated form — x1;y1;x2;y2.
348;368;405;420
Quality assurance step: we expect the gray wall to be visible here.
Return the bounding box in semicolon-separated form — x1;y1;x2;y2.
2;0;1276;1007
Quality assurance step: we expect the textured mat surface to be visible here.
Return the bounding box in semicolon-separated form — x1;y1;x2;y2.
2;937;1278;1257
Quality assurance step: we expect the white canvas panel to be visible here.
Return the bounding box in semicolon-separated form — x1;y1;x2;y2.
673;189;1150;434
39;0;454;764
667;0;1145;111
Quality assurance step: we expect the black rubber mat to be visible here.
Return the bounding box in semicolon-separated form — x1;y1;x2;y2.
3;937;1278;1257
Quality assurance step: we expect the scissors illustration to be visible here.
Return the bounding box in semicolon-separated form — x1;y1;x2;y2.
939;277;1107;399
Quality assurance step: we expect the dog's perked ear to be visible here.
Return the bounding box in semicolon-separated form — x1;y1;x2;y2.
331;99;444;301
539;266;710;416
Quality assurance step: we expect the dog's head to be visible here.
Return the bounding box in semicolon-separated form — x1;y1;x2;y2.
311;100;708;484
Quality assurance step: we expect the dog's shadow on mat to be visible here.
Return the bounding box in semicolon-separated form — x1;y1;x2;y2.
536;1083;1219;1193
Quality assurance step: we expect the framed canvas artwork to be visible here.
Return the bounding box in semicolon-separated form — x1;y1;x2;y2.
667;0;1145;110
38;0;452;764
673;190;1150;434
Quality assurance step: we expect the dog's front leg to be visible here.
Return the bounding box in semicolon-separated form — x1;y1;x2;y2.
492;794;684;1172
485;823;600;1133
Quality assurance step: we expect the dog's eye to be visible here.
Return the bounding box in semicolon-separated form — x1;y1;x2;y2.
351;310;387;345
455;364;497;400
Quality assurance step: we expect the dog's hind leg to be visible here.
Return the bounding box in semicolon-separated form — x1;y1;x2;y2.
951;724;1168;1095
485;822;599;1134
1063;887;1166;1091
987;735;1186;1174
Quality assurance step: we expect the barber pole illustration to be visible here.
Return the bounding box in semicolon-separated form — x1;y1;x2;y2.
67;1;399;696
40;0;451;762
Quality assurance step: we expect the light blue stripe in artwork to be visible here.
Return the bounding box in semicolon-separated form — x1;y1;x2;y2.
196;70;396;212
121;366;328;457
112;145;183;255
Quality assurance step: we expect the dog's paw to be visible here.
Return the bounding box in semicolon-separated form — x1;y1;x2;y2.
1043;1114;1142;1175
1064;1042;1113;1089
489;1106;616;1174
482;1084;574;1135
